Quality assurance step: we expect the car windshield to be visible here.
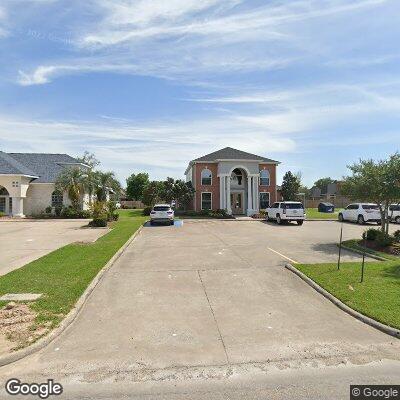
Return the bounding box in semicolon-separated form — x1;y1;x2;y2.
362;205;379;210
283;203;304;209
153;206;170;211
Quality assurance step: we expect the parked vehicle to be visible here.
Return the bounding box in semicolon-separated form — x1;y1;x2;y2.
150;204;175;225
115;202;121;209
389;204;400;224
318;202;335;213
266;201;305;225
338;203;381;224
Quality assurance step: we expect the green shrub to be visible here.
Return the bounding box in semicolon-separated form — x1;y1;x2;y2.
54;205;62;217
393;230;400;242
142;206;152;216
61;206;92;219
89;218;108;227
0;211;5;217
375;231;395;248
362;228;380;241
45;206;52;214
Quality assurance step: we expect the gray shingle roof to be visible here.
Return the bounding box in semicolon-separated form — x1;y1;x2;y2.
0;152;83;183
192;147;279;163
0;151;38;177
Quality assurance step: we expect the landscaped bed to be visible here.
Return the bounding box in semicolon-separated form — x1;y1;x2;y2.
0;209;146;351
296;249;400;330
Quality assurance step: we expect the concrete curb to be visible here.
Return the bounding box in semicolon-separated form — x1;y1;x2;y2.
285;263;400;339
337;243;387;261
0;225;144;367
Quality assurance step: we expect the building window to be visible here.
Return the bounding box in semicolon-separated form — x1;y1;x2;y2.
51;191;63;208
201;168;212;185
260;170;270;186
201;192;212;210
12;181;19;188
259;192;270;210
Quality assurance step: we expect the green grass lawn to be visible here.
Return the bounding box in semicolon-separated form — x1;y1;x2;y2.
0;209;146;337
306;208;343;219
297;256;400;329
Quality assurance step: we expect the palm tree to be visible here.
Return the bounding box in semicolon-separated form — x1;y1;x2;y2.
95;171;121;202
55;167;87;211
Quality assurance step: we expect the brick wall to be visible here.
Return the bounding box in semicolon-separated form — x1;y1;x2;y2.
258;163;277;206
194;163;220;211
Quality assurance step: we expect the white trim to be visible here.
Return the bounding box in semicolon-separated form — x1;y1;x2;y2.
201;191;213;210
260;169;270;187
227;164;252;176
259;192;270;210
0;174;39;179
201;168;213;186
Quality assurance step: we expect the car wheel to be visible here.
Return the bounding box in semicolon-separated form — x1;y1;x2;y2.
150;220;154;226
297;220;303;226
276;214;282;225
170;220;174;225
357;215;365;225
338;213;344;222
396;216;400;224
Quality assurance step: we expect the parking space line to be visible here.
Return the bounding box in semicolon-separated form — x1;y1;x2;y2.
267;247;299;264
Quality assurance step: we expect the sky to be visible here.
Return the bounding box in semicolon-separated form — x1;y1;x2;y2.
0;0;399;186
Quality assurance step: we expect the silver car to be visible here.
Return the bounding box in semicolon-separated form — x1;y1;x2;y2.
150;204;175;225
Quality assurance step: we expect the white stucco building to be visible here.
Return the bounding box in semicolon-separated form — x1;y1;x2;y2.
0;152;89;217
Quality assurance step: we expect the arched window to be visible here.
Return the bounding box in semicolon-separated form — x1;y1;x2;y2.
0;186;9;196
260;170;270;186
51;190;63;208
231;168;243;186
201;168;212;185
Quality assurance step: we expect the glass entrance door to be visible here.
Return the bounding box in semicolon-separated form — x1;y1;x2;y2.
0;197;6;213
231;192;243;214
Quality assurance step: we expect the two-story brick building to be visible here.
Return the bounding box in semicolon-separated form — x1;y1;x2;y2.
185;147;280;216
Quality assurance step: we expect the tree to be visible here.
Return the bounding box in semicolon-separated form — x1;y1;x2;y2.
281;171;301;201
76;152;101;206
96;171;121;202
161;177;176;204
126;173;149;201
55;166;86;211
314;177;336;192
142;181;163;207
174;180;195;210
342;153;400;233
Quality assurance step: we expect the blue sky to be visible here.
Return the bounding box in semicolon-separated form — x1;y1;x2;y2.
0;0;399;186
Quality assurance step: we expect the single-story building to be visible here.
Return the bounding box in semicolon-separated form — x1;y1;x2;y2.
185;147;280;216
0;152;90;217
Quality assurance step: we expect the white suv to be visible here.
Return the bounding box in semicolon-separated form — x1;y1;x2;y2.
338;203;381;225
266;201;305;225
389;204;400;224
150;204;174;225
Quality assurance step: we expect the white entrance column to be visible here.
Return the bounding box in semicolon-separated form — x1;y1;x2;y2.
219;176;224;209
253;175;259;212
226;175;232;214
247;176;253;216
12;197;24;217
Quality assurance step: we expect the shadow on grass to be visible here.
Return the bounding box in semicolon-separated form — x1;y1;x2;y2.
383;263;400;280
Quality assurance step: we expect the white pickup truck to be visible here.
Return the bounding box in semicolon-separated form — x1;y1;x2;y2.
266;201;305;225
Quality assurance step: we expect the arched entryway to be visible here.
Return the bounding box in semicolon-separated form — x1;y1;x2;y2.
0;186;12;215
230;168;247;215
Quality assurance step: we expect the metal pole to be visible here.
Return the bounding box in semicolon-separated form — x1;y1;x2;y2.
337;223;343;271
360;237;367;283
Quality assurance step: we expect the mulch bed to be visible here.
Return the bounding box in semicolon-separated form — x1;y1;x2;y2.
358;240;400;256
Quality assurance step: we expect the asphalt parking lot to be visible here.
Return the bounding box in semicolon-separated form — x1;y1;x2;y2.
3;218;398;396
0;220;109;275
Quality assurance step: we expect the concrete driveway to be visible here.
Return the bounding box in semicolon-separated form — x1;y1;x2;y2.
0;219;109;275
1;220;399;399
